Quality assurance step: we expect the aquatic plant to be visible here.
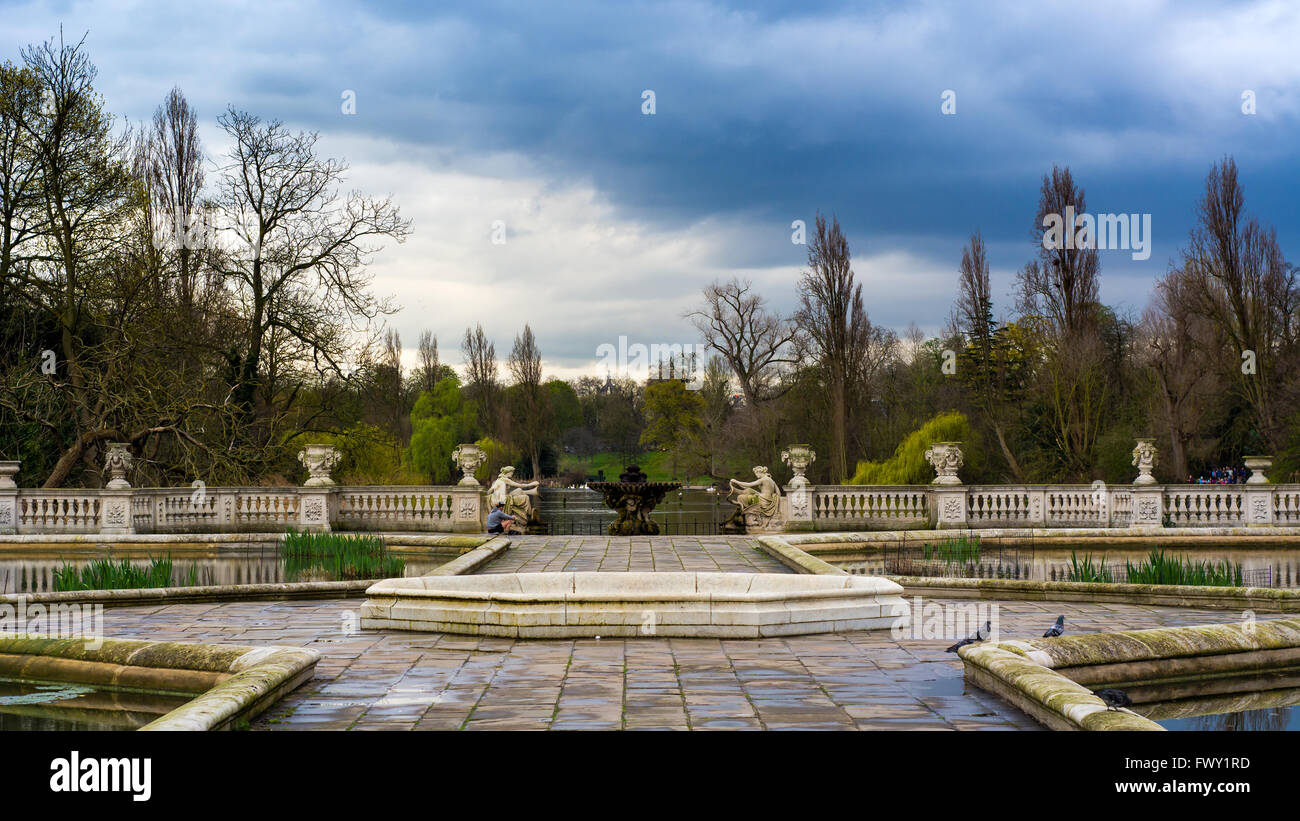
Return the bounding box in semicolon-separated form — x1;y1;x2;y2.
1123;549;1243;587
1066;552;1115;584
52;556;198;592
920;535;981;565
280;529;404;581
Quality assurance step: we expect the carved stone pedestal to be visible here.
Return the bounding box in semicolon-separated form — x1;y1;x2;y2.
932;485;967;530
100;489;135;536
1131;487;1163;529
298;489;332;533
452;487;487;534
0;460;18;535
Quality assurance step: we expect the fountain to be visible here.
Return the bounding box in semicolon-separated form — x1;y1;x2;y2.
587;465;680;536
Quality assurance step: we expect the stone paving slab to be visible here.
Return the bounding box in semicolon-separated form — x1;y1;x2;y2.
83;591;1252;731
479;535;788;574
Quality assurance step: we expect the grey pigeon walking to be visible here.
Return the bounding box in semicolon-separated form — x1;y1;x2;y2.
945;620;992;653
1097;688;1133;711
1043;615;1065;638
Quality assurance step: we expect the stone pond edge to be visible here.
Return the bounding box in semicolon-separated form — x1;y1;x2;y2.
0;634;320;731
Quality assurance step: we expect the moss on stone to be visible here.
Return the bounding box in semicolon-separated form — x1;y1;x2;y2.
1024;618;1300;668
0;635;253;672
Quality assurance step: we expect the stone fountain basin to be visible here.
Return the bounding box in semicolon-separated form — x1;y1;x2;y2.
359;571;907;638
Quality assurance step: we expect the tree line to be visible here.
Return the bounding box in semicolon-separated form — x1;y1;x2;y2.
682;163;1298;486
2;34;1295;489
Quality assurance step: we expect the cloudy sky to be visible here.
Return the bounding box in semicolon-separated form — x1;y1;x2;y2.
4;0;1298;379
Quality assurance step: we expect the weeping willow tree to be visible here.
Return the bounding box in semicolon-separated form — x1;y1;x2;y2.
846;411;974;485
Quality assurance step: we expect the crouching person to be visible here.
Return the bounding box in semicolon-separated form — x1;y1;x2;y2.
486;501;519;534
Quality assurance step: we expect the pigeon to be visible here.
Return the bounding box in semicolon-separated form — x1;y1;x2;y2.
1043;615;1065;638
945;620;992;653
1097;688;1133;711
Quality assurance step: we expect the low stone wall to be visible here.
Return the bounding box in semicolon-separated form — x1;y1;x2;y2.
959;617;1300;731
0;635;319;731
887;576;1300;613
0;532;491;549
0;535;508;609
778;526;1300;556
360;571;909;638
754;536;847;575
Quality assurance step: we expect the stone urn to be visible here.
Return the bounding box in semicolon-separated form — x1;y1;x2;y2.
103;443;134;489
0;461;18;489
1131;439;1159;486
298;444;341;487
451;443;487;486
1243;456;1272;485
924;442;964;485
780;444;816;489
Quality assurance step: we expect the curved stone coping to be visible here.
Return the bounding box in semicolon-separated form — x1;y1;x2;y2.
959;618;1300;730
754;536;846;575
0;635;318;731
366;570;899;602
0;537;511;609
992;617;1300;670
0;532;490;549
361;571;908;638
958;642;1164;731
887;576;1300;613
423;536;510;576
780;527;1300;550
143;645;320;731
2;580;375;609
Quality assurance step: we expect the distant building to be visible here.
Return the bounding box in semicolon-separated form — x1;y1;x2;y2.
596;371;619;395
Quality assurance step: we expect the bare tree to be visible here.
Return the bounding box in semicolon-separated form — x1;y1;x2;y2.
213;107;410;442
686;277;796;407
380;328;405;438
508;323;548;478
461;323;499;433
1140;268;1216;479
416;329;440;393
952;232;1025;480
1181;156;1298;452
138;87;207;313
5;34;142;485
1016;166;1108;477
0;60;47;286
1016;165;1101;338
794;213;875;482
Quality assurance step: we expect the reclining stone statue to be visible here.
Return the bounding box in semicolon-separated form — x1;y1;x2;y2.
488;466;542;527
723;466;782;532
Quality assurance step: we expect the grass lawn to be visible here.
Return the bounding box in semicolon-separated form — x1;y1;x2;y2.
559;451;723;485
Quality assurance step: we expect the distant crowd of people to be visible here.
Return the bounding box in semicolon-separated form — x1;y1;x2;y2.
1188;467;1248;484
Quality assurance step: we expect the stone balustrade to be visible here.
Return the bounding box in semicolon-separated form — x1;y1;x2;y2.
785;482;1296;531
0;441;1295;536
0;444;487;536
1;483;484;536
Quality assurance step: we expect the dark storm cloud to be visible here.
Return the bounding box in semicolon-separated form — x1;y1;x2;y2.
5;0;1298;366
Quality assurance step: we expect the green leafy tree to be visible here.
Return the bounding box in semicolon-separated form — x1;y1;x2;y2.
640;379;704;479
408;376;476;483
848;411;975;484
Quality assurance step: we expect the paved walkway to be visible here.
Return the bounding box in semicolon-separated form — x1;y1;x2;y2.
480;535;788;574
93;595;1250;731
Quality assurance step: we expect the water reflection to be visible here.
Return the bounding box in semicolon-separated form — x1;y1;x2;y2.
0;680;193;731
1143;686;1300;731
0;544;459;594
537;487;735;535
837;543;1300;589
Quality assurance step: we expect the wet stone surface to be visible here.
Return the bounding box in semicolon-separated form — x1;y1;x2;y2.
86;534;1255;731
479;535;789;574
